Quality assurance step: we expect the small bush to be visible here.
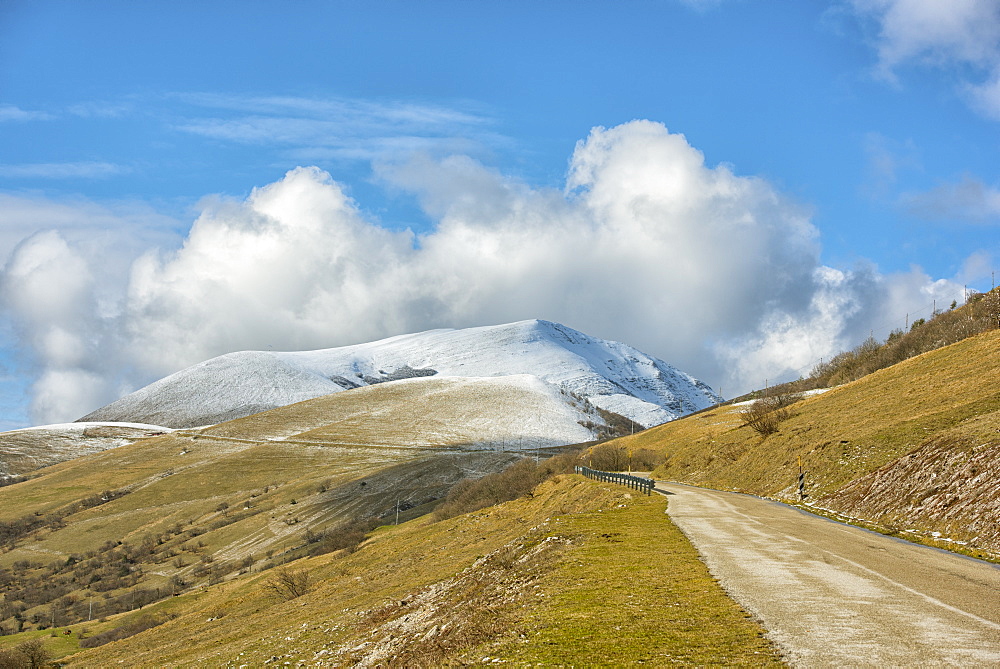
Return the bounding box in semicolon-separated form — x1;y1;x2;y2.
265;568;312;601
740;393;799;436
306;518;379;557
435;451;580;520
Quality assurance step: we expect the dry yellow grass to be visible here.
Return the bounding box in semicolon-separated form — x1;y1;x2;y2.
59;476;781;666
0;383;527;641
602;328;1000;556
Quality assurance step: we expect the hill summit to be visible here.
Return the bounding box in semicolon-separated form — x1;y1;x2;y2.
79;319;720;429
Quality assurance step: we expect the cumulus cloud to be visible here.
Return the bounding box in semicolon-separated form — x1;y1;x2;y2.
124;167;417;374
1;121;968;424
0;231;115;423
847;0;1000;117
0;195;183;424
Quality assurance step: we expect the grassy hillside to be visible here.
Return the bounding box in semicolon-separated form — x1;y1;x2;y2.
0;370;662;643
603;328;1000;558
28;475;779;666
0;381;564;637
0;424;168;478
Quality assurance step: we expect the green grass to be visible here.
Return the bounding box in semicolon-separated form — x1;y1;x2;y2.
58;476;783;666
487;486;781;665
0;628;84;661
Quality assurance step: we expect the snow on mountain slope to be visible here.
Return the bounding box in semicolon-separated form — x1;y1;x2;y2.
80;320;720;430
0;422;172;477
201;374;597;450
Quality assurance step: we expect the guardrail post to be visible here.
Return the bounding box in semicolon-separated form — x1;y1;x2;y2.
577;466;654;495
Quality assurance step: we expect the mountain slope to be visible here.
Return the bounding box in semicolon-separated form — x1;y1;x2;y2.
0;422;171;478
55;476;779;667
79;319;720;429
602;327;1000;558
0;373;611;616
199;374;598;449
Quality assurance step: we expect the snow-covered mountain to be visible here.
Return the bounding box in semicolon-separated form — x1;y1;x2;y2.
79;320;720;429
199;374;603;450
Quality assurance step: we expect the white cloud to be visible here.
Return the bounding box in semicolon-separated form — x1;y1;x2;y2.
0;195;183;424
966;72;1000;119
0;193;182;266
674;0;727;10
67;101;134;118
0;231;117;424
0;121;967;423
847;0;1000;117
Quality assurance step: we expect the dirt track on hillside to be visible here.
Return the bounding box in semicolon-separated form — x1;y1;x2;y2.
657;482;1000;667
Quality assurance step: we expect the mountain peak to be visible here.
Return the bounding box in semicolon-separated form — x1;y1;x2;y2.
80;321;720;430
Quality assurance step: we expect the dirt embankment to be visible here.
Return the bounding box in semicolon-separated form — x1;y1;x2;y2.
819;425;1000;555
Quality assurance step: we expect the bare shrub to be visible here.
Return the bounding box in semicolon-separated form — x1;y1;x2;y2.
584;444;662;472
586;443;628;471
266;567;312;600
741;394;798;436
632;448;664;470
0;638;49;669
434;458;546;520
306;517;379;557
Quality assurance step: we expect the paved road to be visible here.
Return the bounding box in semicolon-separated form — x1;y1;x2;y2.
657;482;1000;667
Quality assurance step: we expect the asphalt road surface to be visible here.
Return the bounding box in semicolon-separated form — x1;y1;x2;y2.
657;482;1000;667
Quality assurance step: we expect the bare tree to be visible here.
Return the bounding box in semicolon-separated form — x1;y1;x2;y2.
265;567;312;600
0;638;50;669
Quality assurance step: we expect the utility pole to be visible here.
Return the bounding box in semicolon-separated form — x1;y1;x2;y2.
395;498;399;526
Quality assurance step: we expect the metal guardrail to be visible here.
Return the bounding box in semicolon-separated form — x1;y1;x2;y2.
575;466;654;495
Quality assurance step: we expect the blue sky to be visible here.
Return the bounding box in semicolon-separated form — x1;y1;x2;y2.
1;0;998;428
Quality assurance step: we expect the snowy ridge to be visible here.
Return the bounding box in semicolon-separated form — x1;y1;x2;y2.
80;320;720;429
